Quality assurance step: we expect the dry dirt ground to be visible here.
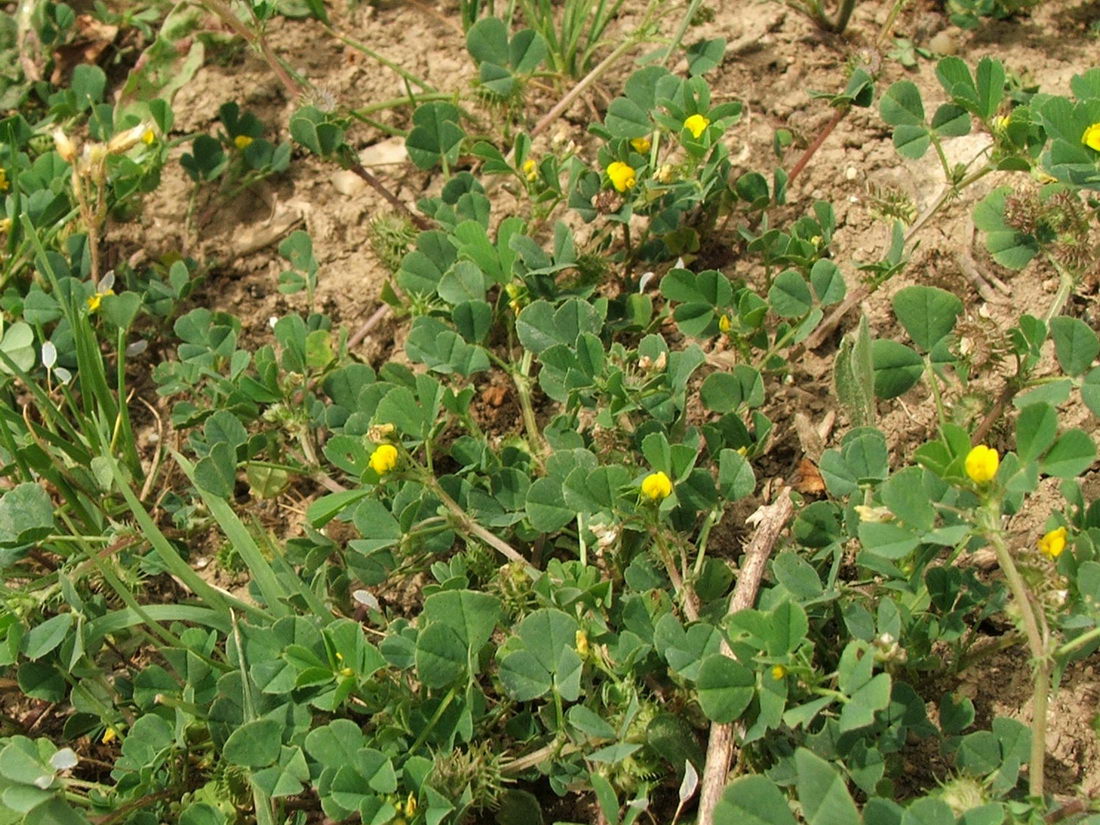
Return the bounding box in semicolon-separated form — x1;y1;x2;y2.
110;0;1100;802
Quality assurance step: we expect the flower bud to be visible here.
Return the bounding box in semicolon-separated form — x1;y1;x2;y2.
53;129;77;163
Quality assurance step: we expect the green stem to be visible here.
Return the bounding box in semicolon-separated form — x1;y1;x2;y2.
924;357;949;437
1041;255;1077;325
982;513;1050;799
654;527;698;621
514;350;548;460
1057;624;1100;659
325;27;437;92
352;92;456;117
429;478;535;573
692;509;720;578
819;0;857;32
408;687;457;754
663;0;704;67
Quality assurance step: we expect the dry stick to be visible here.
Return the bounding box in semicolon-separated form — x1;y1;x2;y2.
786;105;847;186
529;38;639;140
697;487;795;825
347;304;392;350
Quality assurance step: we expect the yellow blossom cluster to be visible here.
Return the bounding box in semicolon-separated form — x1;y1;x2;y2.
964;445;998;484
640;471;672;500
369;443;399;475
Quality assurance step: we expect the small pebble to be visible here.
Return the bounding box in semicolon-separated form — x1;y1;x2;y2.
929;30;958;55
331;170;366;196
845;166;858;181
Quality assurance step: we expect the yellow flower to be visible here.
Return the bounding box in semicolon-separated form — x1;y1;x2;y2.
1082;122;1100;152
1038;526;1067;560
523;157;538;181
402;794;417;818
0;168;8;191
640;471;673;500
964;445;999;484
0;218;11;234
606;161;636;192
369;443;399;475
684;114;710;139
102;727;117;744
142;129;156;145
770;664;787;680
234;134;254;150
718;314;732;334
339;666;354;678
630;135;651;154
86;289;114;313
575;629;590;657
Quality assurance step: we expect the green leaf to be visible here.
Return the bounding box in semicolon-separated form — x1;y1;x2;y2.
509;29;547;74
901;798;954;825
893;124;931;159
686;38;726;76
880;81;925;126
415;622;467;687
0;483;55;546
772;552;824;601
405;102;464;170
930;103;971;137
718;449;756;500
936;57;978;111
810;259;846;305
466;17;509;66
526;477;573;532
696;654;755;723
879;467;934;531
794;748;861;825
973;188;1039;270
1050;316;1099;376
422;590;501;652
892;286;963;351
766;601;809;656
1015;402;1057;463
605;96;652;139
714;775;798;825
1039;429;1095;478
71;64;107;107
839;672;891;732
1082;367;1100;417
499;609;579;701
406;317;490;376
100;292;142;330
252;746;309;798
516;298;601;354
872;339;923;398
498;649;552;701
375;386;426;438
307;489;370;528
194;441;237;498
769;270;813;318
859;521;920;559
223;719;281;767
452;300;492;343
23;614;72;660
974;57;1005;120
305;719;366;769
179;803;226;825
0;322;36;375
519;608;579;674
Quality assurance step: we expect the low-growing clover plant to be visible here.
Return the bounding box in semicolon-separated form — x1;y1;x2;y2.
1;8;1099;825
